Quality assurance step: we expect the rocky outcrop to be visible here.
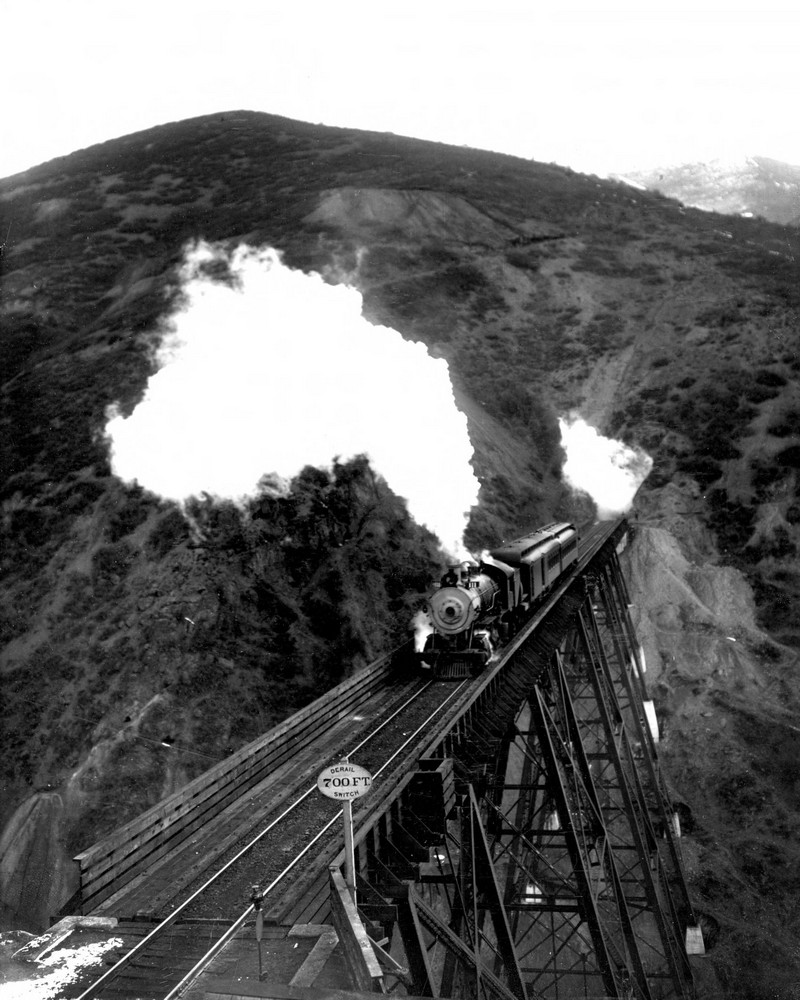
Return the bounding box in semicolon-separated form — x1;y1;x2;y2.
624;522;759;687
0;794;74;932
622;488;800;997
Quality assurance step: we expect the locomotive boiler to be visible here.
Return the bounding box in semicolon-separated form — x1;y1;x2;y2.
417;522;579;678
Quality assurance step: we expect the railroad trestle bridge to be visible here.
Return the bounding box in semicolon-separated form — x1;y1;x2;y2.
67;519;703;1000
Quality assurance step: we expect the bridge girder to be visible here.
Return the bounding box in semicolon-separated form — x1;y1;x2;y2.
340;540;700;999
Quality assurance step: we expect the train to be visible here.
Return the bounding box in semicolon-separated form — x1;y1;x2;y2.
416;522;579;678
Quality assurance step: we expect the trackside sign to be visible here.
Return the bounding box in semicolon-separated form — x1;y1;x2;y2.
317;762;373;801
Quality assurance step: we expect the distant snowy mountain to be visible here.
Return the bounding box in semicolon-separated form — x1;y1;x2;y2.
614;156;800;226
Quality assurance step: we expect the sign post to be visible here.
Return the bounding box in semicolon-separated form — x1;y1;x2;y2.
250;884;264;979
317;760;373;906
342;798;356;902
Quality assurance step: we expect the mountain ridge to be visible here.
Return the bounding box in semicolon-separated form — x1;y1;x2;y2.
2;110;800;996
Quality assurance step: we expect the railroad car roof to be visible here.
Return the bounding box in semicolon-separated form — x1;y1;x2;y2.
489;522;576;563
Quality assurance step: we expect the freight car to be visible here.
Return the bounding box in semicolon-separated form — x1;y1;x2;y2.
417;522;579;678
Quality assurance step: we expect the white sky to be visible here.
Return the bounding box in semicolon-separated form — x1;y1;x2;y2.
3;0;800;181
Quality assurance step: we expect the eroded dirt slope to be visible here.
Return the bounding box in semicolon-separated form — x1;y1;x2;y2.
624;486;800;997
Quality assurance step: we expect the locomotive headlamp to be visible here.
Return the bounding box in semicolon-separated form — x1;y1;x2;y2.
429;588;471;633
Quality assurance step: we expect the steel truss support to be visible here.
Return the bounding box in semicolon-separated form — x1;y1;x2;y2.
357;547;697;999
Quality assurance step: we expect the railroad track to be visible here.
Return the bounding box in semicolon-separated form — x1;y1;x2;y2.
71;678;469;1000
69;519;627;999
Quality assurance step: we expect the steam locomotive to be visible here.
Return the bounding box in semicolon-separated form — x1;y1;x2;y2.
417;522;579;678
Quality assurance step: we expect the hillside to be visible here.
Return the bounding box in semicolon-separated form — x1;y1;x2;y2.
2;111;800;997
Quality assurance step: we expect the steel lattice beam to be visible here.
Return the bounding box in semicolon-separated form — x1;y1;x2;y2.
341;534;698;998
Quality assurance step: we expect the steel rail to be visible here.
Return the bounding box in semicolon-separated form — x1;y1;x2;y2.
73;677;438;1000
74;639;415;916
162;679;470;1000
77;523;626;1000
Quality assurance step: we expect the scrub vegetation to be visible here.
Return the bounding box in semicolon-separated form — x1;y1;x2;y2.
2;111;800;993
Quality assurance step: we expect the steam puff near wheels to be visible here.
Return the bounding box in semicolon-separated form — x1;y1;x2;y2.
104;242;480;556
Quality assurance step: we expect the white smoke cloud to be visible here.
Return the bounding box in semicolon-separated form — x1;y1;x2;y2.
412;609;433;652
559;414;652;518
105;242;480;555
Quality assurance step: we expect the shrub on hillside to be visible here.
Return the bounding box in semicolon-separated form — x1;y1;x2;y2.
715;768;766;816
505;249;540;272
675;456;723;490
753;526;796;560
744;382;782;404
751;577;797;642
695;304;740;329
707;489;756;558
776;445;800;468
755;369;788;388
660;368;769;462
1;316;48;381
91;540;137;590
768;409;800;437
639;385;669;404
750;459;788;500
716;246;800;308
583;312;624;352
107;487;152;541
572;246;631;277
147;509;190;558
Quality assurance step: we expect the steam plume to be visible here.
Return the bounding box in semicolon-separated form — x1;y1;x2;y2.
559;414;652;517
412;609;434;652
105;242;480;555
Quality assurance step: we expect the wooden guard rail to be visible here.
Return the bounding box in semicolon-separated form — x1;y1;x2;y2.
328;867;384;992
73;643;409;914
